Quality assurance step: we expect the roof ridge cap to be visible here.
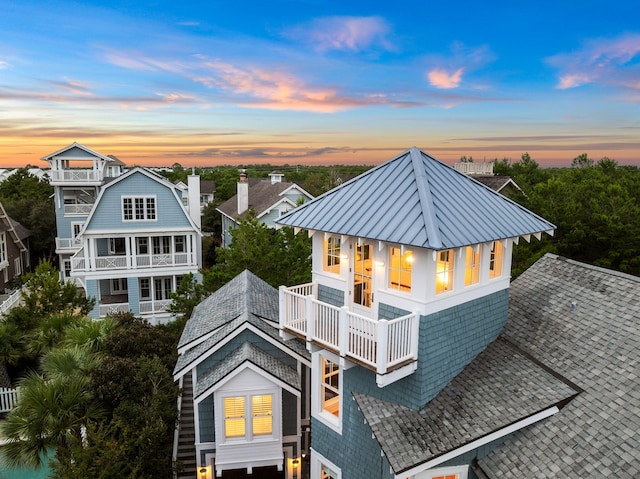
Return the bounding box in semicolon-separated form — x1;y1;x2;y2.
410;148;442;249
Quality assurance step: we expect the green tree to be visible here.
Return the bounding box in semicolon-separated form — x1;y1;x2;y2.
571;153;594;168
168;272;207;319
0;168;55;261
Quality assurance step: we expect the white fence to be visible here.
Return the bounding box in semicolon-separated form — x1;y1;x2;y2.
0;387;18;413
0;288;23;316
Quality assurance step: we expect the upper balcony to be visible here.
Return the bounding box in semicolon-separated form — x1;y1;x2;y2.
71;249;196;273
279;282;420;386
49;169;104;186
55;237;83;253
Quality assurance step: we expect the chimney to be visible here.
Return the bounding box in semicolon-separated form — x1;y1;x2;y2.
187;170;201;229
237;170;248;214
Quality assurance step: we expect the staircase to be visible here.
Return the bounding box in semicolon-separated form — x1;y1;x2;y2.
175;373;197;479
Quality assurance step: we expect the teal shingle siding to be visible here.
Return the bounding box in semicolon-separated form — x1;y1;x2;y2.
198;394;215;443
282;390;298;436
196;329;298;378
318;284;344;307
85;173;191;232
312;290;510;478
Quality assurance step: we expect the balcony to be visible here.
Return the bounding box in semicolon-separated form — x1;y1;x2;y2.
49;169;103;184
64;203;94;215
99;302;129;317
279;283;420;385
139;299;172;315
71;250;195;272
56;237;83;252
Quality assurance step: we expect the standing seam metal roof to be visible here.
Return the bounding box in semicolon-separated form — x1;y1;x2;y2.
276;147;555;249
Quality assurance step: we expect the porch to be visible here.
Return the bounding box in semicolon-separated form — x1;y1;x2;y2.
71;249;195;272
279;283;420;382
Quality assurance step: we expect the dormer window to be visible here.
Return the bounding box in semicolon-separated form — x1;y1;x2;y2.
489;241;503;278
324;236;341;274
122;196;156;221
388;247;413;292
436;249;454;294
464;246;481;286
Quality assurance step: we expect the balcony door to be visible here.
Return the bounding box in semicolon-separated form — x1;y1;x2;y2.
351;241;373;315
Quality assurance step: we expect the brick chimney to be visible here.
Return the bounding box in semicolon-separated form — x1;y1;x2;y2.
237;170;248;215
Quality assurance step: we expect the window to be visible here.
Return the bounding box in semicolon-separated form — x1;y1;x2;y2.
175;236;186;253
72;222;82;239
321;357;340;417
464;246;480;286
136;237;149;255
435;249;454;294
223;394;273;440
224;397;246;438
109;238;126;255
353;242;372;307
311;451;341;479
63;260;72;279
122;196;156;221
140;278;151;299
324;236;340;274
0;233;6;263
489;241;503;278
153;236;171;254
14;258;21;276
421;465;468;479
321;466;338;479
154;277;172;300
111;278;128;293
388;247;413;292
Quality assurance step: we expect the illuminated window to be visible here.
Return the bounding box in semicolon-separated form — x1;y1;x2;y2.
251;395;273;435
353;242;372;307
431;475;458;479
224;397;246;438
436;249;454;294
223;394;273;440
489;241;503;278
322;357;340;417
324;236;341;274
425;465;468;479
321;465;338;479
389;247;413;292
464;246;480;286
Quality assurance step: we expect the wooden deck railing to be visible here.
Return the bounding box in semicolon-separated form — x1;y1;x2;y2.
279;283;419;375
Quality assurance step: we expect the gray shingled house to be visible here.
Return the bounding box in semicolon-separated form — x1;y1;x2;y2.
173;270;311;479
217;171;313;248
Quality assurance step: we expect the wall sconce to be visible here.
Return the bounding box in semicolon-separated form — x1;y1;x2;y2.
374;260;385;267
199;467;207;479
340;253;348;260
292;458;300;466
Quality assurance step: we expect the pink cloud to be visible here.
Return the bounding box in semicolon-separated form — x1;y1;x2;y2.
548;33;640;90
285;16;394;53
428;67;464;89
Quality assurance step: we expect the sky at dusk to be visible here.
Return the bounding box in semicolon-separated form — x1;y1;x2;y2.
1;1;639;169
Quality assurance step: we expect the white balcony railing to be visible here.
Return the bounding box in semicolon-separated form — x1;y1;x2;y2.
71;251;194;272
453;162;494;175
50;170;102;182
279;283;420;375
139;299;172;314
64;203;94;215
99;302;130;317
0;288;23;316
56;237;83;250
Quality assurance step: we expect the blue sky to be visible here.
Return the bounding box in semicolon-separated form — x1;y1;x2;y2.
0;0;638;167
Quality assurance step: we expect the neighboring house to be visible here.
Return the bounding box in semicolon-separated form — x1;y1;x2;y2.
173;270;310;479
0;201;30;293
276;147;558;479
43;142;202;324
175;179;216;214
453;161;523;197
217;171;313;248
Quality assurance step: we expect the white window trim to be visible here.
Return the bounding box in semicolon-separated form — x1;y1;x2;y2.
0;232;7;264
121;195;157;222
414;464;468;479
110;278;128;294
311;350;343;434
14;257;21;276
310;448;341;479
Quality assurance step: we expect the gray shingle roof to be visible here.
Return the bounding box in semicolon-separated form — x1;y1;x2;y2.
217;180;299;220
174;270;309;376
195;342;300;399
478;254;640;478
354;337;577;474
277;147;554;250
178;269;279;349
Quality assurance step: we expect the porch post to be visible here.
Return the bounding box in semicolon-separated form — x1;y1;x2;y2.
377;319;389;375
338;306;349;358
